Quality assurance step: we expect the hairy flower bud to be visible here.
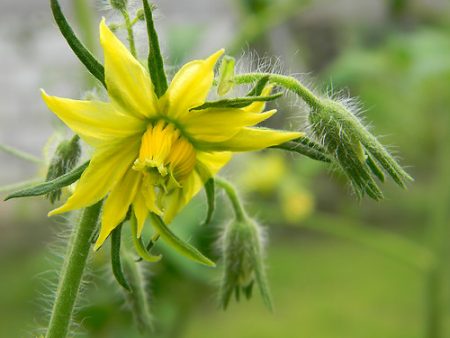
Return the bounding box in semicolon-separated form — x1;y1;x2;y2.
110;0;128;11
45;135;81;203
309;98;412;200
219;216;272;310
217;55;235;96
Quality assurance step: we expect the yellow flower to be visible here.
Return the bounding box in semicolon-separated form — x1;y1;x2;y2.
41;19;302;250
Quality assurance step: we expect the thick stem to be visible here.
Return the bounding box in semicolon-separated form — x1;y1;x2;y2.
234;73;322;109
216;177;247;221
45;202;102;338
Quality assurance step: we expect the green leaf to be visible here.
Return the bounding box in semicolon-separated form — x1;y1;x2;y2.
149;213;215;267
130;215;162;263
50;0;105;87
246;76;269;97
5;161;89;201
142;0;168;98
202;178;215;226
190;92;282;111
111;224;131;291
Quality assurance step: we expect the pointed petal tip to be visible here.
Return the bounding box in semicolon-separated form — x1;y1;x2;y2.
206;49;225;66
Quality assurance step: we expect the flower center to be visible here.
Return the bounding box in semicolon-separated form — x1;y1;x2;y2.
133;120;196;189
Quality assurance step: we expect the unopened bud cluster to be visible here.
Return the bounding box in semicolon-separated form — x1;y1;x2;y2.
110;0;128;10
45;135;81;203
309;98;412;199
219;216;272;310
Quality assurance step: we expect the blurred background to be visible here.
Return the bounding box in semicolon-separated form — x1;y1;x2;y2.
1;0;450;337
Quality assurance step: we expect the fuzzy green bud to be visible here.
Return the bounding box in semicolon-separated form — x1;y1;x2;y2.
309;99;412;200
136;8;145;21
217;55;236;96
45;135;81;203
110;0;128;10
219;216;272;310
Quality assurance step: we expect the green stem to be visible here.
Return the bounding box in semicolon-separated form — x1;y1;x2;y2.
120;8;137;57
216;177;247;221
234;73;322;109
122;251;153;334
0;143;42;164
45;202;102;338
72;0;97;87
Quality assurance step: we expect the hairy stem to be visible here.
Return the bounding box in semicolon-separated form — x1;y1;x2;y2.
122;251;153;334
120;8;137;57
216;177;247;222
234;73;322;109
45;202;102;338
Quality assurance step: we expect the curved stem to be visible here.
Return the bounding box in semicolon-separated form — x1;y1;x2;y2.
234;73;322;109
216;177;247;221
0;143;42;164
45;202;102;338
120;8;137;57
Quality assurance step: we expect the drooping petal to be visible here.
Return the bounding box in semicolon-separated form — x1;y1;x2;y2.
41;90;144;147
205;128;303;152
100;19;158;119
162;49;224;118
95;169;142;249
163;151;231;223
182;109;276;144
133;191;149;237
48;137;140;216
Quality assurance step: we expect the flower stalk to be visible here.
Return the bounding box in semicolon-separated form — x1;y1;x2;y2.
45;201;102;338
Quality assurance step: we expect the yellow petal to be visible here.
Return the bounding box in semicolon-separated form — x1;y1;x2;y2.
133;191;149;237
95;169;142;250
163;151;231;223
48;137;140;216
206;128;303;152
100;19;158;119
163;49;224;118
41;90;144;147
196;151;232;178
182;109;276;144
163;172;201;223
242;85;274;113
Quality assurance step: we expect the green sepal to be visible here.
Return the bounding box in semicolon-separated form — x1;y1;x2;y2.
142;0;168;98
272;136;331;163
190;92;282;111
366;153;385;182
202;178;215;226
50;0;105;87
5;161;89;201
130;215;162;263
111;223;131;291
149;213;215;267
246;76;270;96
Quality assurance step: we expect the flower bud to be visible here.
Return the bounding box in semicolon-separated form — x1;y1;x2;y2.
110;0;128;11
45;135;81;203
219;216;272;310
309;98;412;200
217;55;235;96
136;8;145;21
